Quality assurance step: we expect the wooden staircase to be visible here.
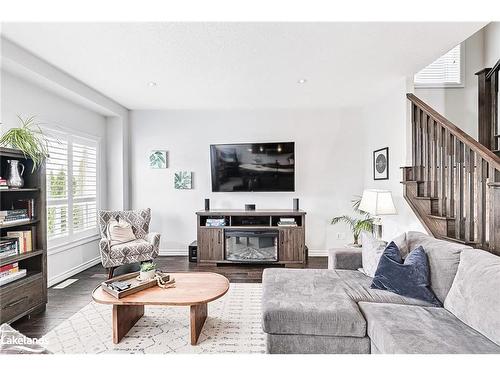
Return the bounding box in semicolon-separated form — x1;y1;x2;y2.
402;94;500;255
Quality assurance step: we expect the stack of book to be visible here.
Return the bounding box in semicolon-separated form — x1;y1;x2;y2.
206;218;226;227
0;262;27;286
15;199;36;219
277;218;298;227
6;231;33;253
0;209;30;225
0;237;19;259
0;177;7;190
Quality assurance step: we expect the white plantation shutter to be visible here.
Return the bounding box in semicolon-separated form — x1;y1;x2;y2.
46;136;69;239
72;140;98;233
414;44;463;87
46;130;99;244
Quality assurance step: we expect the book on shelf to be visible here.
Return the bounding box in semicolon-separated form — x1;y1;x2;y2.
0;238;19;258
6;231;33;253
0;269;27;286
0;262;19;278
0;209;30;224
278;217;297;227
206;218;226;227
14;199;36;219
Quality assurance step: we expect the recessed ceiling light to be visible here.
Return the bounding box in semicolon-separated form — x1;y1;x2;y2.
297;79;307;84
148;81;157;87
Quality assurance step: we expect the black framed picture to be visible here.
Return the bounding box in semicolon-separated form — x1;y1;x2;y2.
373;147;389;180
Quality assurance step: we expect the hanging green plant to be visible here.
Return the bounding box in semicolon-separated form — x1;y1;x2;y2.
0;115;49;171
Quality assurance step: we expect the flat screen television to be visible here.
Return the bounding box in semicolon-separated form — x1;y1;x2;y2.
210;142;295;192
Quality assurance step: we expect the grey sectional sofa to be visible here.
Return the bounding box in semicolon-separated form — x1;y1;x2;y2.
261;231;500;354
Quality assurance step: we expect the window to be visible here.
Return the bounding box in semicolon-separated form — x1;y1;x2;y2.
46;131;99;246
414;44;464;88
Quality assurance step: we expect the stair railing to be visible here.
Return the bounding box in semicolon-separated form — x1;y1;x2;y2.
406;93;500;254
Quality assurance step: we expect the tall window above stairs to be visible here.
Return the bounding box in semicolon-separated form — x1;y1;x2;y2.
414;44;464;88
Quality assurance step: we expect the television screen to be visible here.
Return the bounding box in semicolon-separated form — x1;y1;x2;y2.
210;142;295;192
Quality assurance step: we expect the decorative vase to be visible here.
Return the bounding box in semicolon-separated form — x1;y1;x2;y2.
140;269;156;281
6;160;25;189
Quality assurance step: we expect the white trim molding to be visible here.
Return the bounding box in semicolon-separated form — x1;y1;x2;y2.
48;256;101;287
158;248;187;256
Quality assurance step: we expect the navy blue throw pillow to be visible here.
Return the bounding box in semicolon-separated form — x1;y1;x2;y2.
371;242;441;306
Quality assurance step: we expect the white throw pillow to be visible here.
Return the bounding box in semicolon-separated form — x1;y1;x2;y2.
107;218;136;245
360;231;387;277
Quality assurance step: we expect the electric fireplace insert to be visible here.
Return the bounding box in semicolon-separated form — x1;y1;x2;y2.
224;229;278;262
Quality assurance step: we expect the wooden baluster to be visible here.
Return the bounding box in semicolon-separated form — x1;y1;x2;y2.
454;139;463;240
411;104;417;171
415;108;422;181
437;125;445;216
430;119;438;197
422;113;429;196
475;157;487;247
446;131;454;218
463;146;474;242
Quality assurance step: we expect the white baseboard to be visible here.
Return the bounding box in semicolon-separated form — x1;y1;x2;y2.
308;249;328;257
158;248;188;256
48;256;101;287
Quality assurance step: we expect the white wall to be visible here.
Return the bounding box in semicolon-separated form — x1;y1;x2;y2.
415;29;484;138
130;109;366;256
1;70;107;285
361;79;426;240
414;22;500;140
484;22;500;67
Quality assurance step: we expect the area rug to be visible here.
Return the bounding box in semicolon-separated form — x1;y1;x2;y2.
42;283;265;354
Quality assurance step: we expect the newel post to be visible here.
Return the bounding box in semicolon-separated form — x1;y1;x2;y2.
476;68;494;150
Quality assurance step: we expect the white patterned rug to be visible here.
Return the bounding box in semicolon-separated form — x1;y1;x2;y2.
42;283;266;354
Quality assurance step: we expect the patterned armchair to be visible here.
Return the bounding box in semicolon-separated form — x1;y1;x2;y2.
98;208;160;278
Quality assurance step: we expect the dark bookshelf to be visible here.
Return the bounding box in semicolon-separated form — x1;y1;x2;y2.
0;147;47;324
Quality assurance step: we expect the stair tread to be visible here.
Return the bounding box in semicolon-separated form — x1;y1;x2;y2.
414;196;438;200
427;214;455;220
400;180;424;184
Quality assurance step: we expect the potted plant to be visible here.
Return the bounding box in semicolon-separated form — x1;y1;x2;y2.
0;115;49;172
331;196;374;247
140;261;157;281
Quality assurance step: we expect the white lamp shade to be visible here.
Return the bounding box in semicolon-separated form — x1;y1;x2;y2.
358;189;397;215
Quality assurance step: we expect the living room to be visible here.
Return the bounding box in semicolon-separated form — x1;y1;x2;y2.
1;1;500;372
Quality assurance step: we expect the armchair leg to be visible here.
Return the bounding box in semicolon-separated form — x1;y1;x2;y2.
107;267;116;279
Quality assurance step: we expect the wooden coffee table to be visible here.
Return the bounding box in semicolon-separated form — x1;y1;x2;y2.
92;272;229;345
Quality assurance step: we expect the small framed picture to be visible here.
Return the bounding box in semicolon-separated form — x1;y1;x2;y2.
174;171;193;189
373;147;389;180
149;150;168;169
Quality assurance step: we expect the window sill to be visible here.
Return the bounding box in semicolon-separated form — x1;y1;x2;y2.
48;233;101;256
414;83;465;89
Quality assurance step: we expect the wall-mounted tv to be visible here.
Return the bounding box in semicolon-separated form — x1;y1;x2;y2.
210;142;295;192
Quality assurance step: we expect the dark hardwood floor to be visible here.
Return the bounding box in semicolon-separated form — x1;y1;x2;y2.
12;256;328;338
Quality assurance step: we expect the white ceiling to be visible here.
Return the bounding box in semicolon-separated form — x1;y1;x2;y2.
1;22;486;110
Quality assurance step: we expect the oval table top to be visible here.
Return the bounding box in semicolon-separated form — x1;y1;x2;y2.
92;272;230;306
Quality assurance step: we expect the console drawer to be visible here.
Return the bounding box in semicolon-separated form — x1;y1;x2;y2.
0;275;44;323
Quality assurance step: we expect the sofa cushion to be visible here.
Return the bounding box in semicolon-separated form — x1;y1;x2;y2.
262;268;366;337
444;249;500;346
359;302;500;354
406;231;471;303
108;239;153;259
371;243;440;306
336;270;435;307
